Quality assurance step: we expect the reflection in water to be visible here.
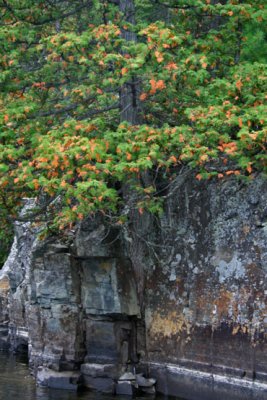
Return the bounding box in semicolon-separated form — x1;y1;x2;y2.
0;352;183;400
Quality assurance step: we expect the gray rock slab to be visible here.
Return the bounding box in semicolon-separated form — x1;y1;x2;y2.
81;363;117;378
37;367;81;391
119;372;136;381
136;374;156;387
83;376;114;393
116;381;137;396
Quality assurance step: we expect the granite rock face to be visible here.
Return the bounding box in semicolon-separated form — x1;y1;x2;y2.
0;173;266;399
144;175;267;399
0;199;37;352
0;207;140;391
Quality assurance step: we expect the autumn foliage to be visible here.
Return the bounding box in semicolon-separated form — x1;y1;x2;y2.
0;0;266;234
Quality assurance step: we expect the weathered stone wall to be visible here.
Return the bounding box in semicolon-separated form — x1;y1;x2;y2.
0;211;141;393
0;174;266;399
0;200;37;352
143;175;267;399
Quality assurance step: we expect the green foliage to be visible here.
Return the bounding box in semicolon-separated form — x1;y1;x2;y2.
0;219;13;268
0;0;266;230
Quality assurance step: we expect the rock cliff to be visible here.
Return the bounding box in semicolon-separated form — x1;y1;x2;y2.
0;172;266;399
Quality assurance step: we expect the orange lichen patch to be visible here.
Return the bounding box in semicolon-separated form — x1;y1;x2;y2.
232;324;248;335
148;310;192;338
196;293;212;312
0;275;10;294
214;289;233;320
194;275;214;314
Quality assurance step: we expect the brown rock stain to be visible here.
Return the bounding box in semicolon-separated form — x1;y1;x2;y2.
148;310;192;339
214;289;233;320
0;276;10;294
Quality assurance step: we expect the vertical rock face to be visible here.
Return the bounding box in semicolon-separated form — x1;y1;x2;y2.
0;174;266;399
0;200;37;352
27;243;85;371
0;209;141;393
144;176;267;399
74;220;140;392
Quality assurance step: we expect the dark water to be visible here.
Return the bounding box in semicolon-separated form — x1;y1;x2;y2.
0;352;184;400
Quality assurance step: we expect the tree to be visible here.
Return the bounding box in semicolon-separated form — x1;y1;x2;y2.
0;0;266;235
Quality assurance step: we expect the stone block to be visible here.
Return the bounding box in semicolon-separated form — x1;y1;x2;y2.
85;320;118;363
37;367;81;391
83;376;114;393
81;363;118;379
116;381;137;396
81;258;139;316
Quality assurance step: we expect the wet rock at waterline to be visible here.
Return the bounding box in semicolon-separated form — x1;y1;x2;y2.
37;367;81;391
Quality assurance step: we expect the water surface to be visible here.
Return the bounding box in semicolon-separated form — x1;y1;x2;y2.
0;352;184;400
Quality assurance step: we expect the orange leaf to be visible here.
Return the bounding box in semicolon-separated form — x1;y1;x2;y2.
51;159;59;168
169;155;177;163
139;93;147;101
33;179;39;190
39;157;49;163
95;153;102;162
17;138;24;145
247;164;252;174
156;80;166;90
121;67;128;75
236;80;243;91
155;51;163;62
149;79;157;94
60;180;67;188
4;115;9;123
200;154;208;162
165;62;178;71
196;174;202;181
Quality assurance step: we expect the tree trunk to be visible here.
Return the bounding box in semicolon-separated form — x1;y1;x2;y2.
119;0;140;124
